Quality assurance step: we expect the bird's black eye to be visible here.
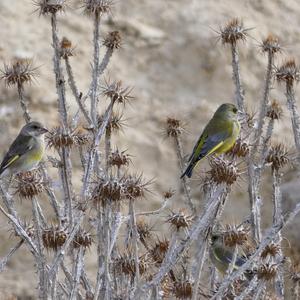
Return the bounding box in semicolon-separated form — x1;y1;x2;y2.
233;107;238;113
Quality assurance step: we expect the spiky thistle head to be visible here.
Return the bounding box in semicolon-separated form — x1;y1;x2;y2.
257;263;277;282
73;228;93;249
290;264;300;283
102;79;134;105
150;238;169;264
207;158;240;186
47;127;89;150
42;226;67;251
167;210;193;231
266;99;283;120
98;111;125;133
261;34;281;54
83;0;113;16
168;279;193;299
276;58;300;86
227;138;250;158
222;224;250;247
1;60;36;86
123;174;151;201
261;243;280;259
34;0;66;15
108;149;131;168
163;188;176;199
220;18;248;45
266;143;289;171
14;170;46;199
103;31;122;50
165;117;186;138
136;218;153;244
59;37;74;59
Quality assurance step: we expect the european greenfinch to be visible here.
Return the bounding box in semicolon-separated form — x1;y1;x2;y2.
181;103;240;178
0;121;48;177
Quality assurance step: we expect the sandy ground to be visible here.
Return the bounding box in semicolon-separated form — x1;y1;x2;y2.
0;0;300;298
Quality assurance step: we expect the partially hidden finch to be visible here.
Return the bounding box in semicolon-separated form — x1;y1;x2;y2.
181;103;240;178
0;121;48;177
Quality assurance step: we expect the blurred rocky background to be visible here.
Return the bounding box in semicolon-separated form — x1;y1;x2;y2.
0;0;300;298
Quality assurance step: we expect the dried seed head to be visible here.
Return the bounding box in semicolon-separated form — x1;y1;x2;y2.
73;228;93;249
167;210;192;231
163;188;176;199
108;149;131;168
98;112;125;132
102;80;134;105
136;218;153;244
113;253;148;278
42;226;67;251
60;37;74;59
222;225;249;247
173;280;193;299
91;176;124;206
83;0;113;16
103;31;122;50
47;127;89;150
150;238;169;264
261;243;280;259
123;174;150;201
35;0;66;15
266;143;289;171
165;117;185;137
1;60;36;86
290;264;300;283
14;170;46;199
261;34;281;54
227;138;249;158
257;263;277;281
220;18;248;45
208;158;239;185
276;59;300;86
266;99;283;120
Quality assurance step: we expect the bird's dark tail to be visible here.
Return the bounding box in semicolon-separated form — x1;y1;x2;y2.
180;162;194;179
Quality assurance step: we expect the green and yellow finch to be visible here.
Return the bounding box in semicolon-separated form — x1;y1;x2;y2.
209;234;252;279
181;103;240;178
0;121;48;177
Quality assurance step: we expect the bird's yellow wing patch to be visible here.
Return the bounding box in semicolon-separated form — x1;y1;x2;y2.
206;141;225;156
2;155;19;169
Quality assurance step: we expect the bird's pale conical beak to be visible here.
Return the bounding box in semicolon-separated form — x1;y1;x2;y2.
41;127;48;134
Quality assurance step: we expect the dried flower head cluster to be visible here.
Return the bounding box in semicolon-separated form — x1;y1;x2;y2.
170;280;193;299
257;263;277;281
42;226;67;251
73;229;93;249
266;143;289;171
102;80;134;105
15;170;46;199
47;127;89;150
220;18;248;45
136;218;153;244
108;149;131;168
1;60;36;86
266;99;283;120
150;238;169;264
276;59;300;86
123;174;150;200
261;34;281;54
165;117;186;137
208;158;239;185
103;31;122;50
98;112;125;132
35;0;66;15
261;243;280;259
113;252;148;278
227;138;249;158
83;0;113;16
163;188;176;199
60;37;74;59
222;225;250;247
167;210;192;231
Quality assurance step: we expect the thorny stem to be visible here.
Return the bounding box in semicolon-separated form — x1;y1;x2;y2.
231;43;245;114
70;247;85;300
17;82;31;123
105;126;112;172
174;135;196;214
0;240;24;272
99;48;114;75
91;11;101;125
286;83;300;160
235;276;258;300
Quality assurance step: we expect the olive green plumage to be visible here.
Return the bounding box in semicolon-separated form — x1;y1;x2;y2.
181;103;240;178
0;122;48;177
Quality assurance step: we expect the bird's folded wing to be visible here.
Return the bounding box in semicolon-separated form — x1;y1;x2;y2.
0;135;33;172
